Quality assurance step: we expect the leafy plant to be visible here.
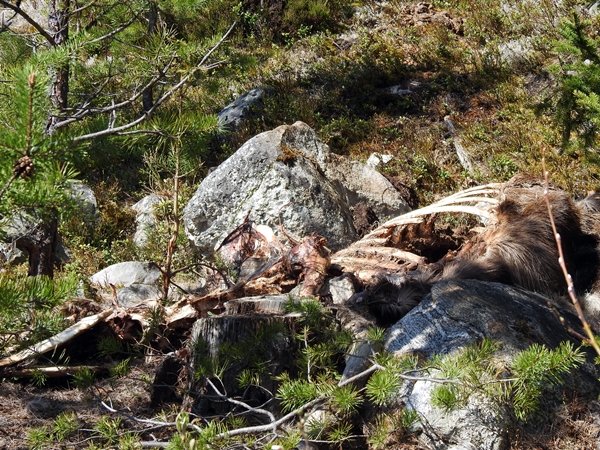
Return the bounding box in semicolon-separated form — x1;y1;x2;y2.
490;154;520;179
26;412;78;448
31;369;48;387
366;368;403;407
277;375;321;412
0;66;76;215
26;426;52;450
97;336;125;357
110;358;131;378
94;416;122;446
0;271;77;353
118;432;142;450
330;384;363;417
510;341;585;421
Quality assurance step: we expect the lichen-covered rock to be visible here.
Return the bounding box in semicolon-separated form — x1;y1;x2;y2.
131;194;166;247
324;153;410;221
183;121;409;254
89;261;163;306
66;180;98;228
117;284;162;307
383;279;600;450
217;87;271;131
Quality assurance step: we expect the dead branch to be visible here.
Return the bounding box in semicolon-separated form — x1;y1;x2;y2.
205;377;276;423
99;399;203;432
52;55;177;130
0;310;111;368
542;159;600;356
2;364;111;378
70;21;237;143
0;0;57;45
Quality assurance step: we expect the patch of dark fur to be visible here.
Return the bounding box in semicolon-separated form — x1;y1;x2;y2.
393;217;469;262
486;191;599;296
364;187;600;326
365;273;433;327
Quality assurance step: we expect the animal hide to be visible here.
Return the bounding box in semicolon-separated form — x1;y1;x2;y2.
364;179;600;327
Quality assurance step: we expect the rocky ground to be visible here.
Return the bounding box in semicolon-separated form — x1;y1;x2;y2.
1;350;600;449
3;1;600;449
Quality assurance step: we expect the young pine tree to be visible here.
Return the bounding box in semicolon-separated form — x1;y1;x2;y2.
0;65;78;276
549;11;600;153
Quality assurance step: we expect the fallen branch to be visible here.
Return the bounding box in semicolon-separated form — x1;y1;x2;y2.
100;399;203;433
0;310;111;368
205;377;276;423
2;364;111;378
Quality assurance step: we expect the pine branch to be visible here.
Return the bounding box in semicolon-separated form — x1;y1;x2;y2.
85;16;137;45
69;21;237;143
51;57;176;129
66;0;100;17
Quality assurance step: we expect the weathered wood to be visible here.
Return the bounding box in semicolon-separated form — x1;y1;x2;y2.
188;312;300;417
0;310;111;368
224;295;290;315
3;364;111;378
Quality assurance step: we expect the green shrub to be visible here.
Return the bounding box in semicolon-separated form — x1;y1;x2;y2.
545;12;600;153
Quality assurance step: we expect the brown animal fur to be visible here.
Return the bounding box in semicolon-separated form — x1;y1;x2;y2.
366;185;600;326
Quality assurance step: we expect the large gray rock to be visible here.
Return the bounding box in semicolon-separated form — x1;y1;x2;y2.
324;154;410;221
383;279;600;450
117;284;162;308
89;261;163;307
89;261;161;289
0;1;47;33
183;121;410;254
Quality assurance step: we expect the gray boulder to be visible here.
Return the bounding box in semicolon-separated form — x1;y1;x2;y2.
325;153;409;221
66;180;98;227
89;261;163;307
90;261;161;289
183;121;410;254
117;284;162;308
217;87;271;131
382;279;600;450
366;152;393;169
131;194;166;247
0;242;28;265
497;37;536;68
